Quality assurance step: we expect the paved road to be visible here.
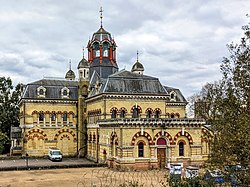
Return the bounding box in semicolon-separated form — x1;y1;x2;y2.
0;157;103;171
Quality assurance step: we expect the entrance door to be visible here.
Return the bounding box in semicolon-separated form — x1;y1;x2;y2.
157;148;166;169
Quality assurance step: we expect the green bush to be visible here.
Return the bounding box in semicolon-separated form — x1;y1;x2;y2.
169;176;216;187
0;131;9;154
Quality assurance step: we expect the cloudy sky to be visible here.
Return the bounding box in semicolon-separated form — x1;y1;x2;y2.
0;0;249;97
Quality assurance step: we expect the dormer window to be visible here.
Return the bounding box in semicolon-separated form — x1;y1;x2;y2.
61;87;70;99
170;91;177;102
37;86;46;98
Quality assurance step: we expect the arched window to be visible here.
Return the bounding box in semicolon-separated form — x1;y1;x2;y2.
146;110;152;119
103;42;109;57
132;108;139;118
51;113;56;121
63;113;67;122
39;112;44;121
39;89;44;95
138;142;144;157
179;142;184;156
93;43;100;57
111;110;117;119
120;110;125;118
63;89;67;96
170;114;175;118
154;111;160;119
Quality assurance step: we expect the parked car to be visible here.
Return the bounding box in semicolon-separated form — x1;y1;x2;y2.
48;148;62;162
204;169;224;183
185;166;199;179
224;165;244;187
170;164;182;179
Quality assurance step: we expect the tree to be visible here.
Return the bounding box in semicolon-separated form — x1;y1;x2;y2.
192;21;250;185
187;81;222;123
0;131;9;154
211;21;250;184
0;77;23;153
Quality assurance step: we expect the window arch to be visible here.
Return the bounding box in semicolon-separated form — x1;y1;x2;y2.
102;42;110;57
110;107;118;119
170;113;175;118
93;42;100;57
179;141;184;156
51;112;56;121
138;142;144;157
157;138;166;145
155;111;160;119
145;108;153;119
154;108;162;119
37;86;46;98
61;87;70;99
119;107;127;118
111;110;117;119
62;113;67;122
170;91;177;101
39;112;44;121
120;110;126;118
132;108;139;118
131;105;142;118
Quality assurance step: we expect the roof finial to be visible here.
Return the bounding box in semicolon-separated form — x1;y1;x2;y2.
82;46;85;58
136;50;139;62
100;7;104;28
69;59;72;70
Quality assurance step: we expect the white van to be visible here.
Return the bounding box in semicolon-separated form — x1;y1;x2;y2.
48;148;62;161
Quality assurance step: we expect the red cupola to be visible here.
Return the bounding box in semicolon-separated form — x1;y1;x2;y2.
87;8;118;79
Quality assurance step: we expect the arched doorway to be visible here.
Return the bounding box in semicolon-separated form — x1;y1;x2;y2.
157;138;167;169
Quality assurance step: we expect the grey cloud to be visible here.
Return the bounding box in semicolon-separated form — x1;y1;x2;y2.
0;0;249;97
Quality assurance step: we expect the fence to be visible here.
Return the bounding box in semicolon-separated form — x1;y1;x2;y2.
77;168;169;187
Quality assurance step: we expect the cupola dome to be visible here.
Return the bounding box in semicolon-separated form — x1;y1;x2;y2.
131;51;144;75
65;69;75;80
65;61;76;80
78;57;89;69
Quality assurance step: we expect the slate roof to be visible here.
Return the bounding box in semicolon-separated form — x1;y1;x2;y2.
164;86;187;102
22;79;78;100
65;69;76;80
88;70;168;97
78;57;89;69
89;58;118;79
91;27;112;41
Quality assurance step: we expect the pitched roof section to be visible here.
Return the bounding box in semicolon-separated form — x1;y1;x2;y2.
88;70;168;96
164;86;187;102
22;79;78;100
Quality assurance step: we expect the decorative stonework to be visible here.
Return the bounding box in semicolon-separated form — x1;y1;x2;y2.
110;131;118;145
153;131;173;145
131;131;154;145
54;128;76;141
201;127;213;142
169;91;176;102
37;86;46;98
25;128;48;141
61;87;70;99
173;131;193;145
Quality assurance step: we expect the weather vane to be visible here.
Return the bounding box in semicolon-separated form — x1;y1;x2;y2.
69;59;72;70
100;7;104;27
